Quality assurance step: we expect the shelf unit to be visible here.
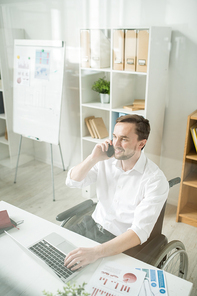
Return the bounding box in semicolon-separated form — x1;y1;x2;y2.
0;28;27;168
79;27;172;166
176;110;197;227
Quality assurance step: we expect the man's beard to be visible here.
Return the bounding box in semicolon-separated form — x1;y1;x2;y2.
114;146;136;160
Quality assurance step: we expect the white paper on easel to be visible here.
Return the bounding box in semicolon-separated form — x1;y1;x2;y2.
86;259;146;296
16;56;30;86
13;39;65;145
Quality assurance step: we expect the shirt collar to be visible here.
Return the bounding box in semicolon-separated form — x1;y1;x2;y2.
112;151;146;174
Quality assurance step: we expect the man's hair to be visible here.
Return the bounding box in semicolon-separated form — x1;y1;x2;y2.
116;114;150;141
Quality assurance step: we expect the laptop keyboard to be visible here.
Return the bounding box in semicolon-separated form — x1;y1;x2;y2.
29;240;76;280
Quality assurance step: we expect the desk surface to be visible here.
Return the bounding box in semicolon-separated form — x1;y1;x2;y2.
0;201;193;296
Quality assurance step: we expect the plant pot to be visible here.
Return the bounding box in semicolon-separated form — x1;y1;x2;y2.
100;93;110;104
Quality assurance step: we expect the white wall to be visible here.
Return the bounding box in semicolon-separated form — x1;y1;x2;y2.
0;0;197;205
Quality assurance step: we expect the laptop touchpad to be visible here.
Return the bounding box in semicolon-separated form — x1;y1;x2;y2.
57;241;75;255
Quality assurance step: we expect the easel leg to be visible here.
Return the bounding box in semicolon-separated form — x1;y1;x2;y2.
59;144;65;171
50;144;55;202
14;135;22;184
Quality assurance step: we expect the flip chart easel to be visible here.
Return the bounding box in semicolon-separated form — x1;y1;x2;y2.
14;135;65;202
13;39;66;201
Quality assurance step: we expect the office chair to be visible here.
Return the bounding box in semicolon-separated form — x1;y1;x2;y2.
56;177;188;279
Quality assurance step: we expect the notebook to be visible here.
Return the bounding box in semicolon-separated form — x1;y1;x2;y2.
0;210;17;234
5;232;81;283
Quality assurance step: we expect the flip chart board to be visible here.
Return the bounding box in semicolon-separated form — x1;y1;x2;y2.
13;39;65;145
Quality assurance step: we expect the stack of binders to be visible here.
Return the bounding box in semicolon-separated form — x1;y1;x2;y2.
113;29;149;73
80;30;110;69
85;116;109;139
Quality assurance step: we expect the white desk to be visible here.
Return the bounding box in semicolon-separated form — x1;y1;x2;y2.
0;201;193;296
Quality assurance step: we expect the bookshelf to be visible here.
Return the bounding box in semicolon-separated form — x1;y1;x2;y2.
176;110;197;227
0;28;26;168
79;27;172;166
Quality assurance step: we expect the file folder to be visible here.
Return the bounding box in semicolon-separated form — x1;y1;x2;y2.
90;30;110;69
80;30;90;68
113;29;125;71
136;30;149;73
125;30;137;72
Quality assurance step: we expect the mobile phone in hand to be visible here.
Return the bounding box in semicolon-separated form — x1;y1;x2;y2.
106;144;115;157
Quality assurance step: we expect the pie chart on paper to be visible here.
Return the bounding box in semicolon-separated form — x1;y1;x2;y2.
123;273;137;283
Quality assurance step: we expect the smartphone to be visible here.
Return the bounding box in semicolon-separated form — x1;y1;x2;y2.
106;144;115;157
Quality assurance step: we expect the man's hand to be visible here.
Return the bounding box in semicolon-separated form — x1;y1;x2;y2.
70;139;113;182
64;246;99;271
64;230;141;271
90;139;113;162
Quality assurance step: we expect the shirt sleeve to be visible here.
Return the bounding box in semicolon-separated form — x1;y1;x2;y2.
66;164;98;188
129;174;169;244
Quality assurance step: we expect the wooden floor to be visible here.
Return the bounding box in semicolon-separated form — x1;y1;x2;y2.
0;160;196;296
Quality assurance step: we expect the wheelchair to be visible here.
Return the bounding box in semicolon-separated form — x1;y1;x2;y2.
56;177;188;279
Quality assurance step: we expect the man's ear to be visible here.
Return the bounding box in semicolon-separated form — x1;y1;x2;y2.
139;139;147;150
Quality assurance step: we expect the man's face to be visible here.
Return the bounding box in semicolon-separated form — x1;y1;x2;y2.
112;122;146;160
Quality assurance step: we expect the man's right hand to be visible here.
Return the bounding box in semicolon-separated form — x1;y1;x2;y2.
70;139;113;182
90;139;113;162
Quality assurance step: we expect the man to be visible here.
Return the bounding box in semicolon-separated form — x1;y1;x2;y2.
64;114;169;270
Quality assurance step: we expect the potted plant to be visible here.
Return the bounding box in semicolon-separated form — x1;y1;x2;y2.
43;282;89;296
92;77;110;104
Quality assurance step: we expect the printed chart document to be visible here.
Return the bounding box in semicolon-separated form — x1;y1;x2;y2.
137;268;168;296
86;259;146;296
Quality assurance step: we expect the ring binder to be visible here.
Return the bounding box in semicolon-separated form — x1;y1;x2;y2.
125;29;137;72
113;29;125;71
80;30;90;68
90;30;110;69
136;30;149;73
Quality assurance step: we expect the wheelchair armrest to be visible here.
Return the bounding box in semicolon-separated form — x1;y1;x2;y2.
168;177;181;188
135;234;168;264
56;199;96;222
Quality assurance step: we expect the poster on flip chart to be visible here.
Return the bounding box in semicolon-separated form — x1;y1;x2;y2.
13;39;65;145
86;259;146;296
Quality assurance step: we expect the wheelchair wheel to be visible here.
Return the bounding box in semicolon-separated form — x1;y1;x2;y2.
151;240;188;279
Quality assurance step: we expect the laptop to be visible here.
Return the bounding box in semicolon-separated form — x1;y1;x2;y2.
5;231;82;283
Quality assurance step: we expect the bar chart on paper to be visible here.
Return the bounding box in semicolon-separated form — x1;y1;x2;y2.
90;278;133;296
87;260;146;296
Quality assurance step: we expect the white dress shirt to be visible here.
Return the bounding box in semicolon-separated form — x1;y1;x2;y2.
66;152;169;244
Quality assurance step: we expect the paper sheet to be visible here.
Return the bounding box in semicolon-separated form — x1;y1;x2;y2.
137;268;168;296
86;259;146;296
16;55;30;86
35;50;50;80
